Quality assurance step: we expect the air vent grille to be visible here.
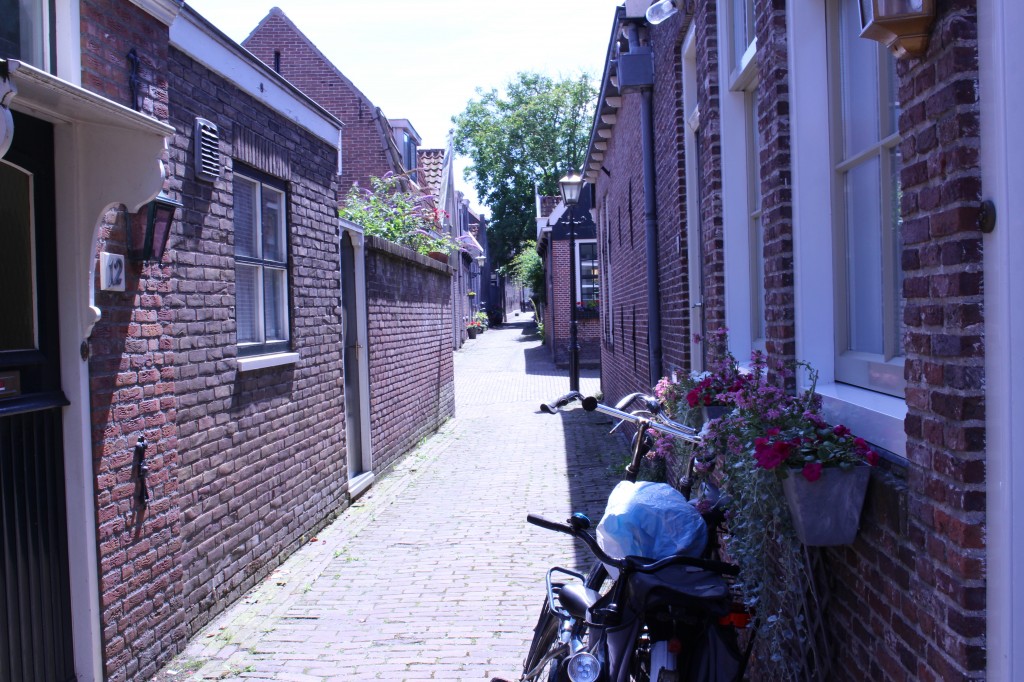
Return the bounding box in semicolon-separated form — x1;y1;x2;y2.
194;118;221;181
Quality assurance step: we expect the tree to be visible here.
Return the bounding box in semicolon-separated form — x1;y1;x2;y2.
505;240;545;305
453;71;597;267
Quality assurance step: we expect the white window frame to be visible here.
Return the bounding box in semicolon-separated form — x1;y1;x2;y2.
718;0;764;359
576;238;599;305
682;25;704;371
234;167;292;360
788;0;907;459
828;0;905;397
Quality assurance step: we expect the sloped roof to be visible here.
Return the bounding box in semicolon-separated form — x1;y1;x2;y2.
417;148;445;197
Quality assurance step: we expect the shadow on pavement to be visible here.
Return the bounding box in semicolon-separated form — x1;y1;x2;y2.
519;325;627;574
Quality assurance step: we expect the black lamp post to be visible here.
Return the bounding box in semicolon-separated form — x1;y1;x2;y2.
559;170;584;392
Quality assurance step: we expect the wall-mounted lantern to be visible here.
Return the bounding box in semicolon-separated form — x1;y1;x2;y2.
859;0;935;59
128;193;182;262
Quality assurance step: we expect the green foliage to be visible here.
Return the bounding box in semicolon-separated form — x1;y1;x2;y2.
505;240;546;303
339;174;457;256
453;71;597;267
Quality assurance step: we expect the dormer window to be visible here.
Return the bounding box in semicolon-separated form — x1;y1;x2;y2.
402;132;417;183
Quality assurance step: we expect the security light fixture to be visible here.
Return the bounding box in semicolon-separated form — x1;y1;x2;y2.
128;192;183;262
859;0;935;58
646;0;679;25
476;255;486;267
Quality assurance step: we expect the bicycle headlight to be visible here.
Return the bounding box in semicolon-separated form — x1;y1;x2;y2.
566;651;601;682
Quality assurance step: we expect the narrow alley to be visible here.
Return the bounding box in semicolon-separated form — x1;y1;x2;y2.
155;318;621;681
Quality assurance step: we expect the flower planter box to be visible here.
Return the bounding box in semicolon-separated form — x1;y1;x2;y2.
782;466;870;546
427;251;449;264
467;327;477;339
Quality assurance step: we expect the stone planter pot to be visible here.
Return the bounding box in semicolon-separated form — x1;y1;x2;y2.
466;327;477;339
782;466;870;546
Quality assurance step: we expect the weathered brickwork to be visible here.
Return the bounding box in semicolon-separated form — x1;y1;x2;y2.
164;46;347;674
365;237;455;472
650;9;694;375
595;1;985;679
593;83;653;401
83;2;182;680
242;9;396;197
828;2;986;679
546;239;602;368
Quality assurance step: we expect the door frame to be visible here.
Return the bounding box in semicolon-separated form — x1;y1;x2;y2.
340;219;374;498
4;60;173;681
979;0;1024;677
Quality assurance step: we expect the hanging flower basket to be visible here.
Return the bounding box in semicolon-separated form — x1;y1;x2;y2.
782;466;870;546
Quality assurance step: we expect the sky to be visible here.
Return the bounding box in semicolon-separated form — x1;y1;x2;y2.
186;0;625;214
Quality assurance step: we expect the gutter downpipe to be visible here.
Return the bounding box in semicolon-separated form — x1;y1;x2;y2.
641;86;662;387
623;23;663;387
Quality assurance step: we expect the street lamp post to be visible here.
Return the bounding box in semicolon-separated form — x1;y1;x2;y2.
559;170;584;392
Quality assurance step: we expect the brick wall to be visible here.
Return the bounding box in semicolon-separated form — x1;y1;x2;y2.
592;35;656;401
242;9;395;197
365;237;455;473
547;239;602;368
82;2;183;679
167;45;345;676
826;2;986;678
593;1;986;679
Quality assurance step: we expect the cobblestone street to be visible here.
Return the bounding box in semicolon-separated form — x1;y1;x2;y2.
155;317;625;681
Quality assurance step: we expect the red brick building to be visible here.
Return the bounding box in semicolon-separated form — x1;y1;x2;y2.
242;7;410;198
0;2;454;680
586;0;1020;678
536;191;602;368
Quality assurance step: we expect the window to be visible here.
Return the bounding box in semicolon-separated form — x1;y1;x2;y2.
0;160;37;352
789;0;906;458
577;240;599;306
0;0;54;71
402;133;417;183
718;0;764;357
234;167;290;357
829;0;903;396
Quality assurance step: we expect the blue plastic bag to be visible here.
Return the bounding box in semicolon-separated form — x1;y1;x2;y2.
596;481;708;562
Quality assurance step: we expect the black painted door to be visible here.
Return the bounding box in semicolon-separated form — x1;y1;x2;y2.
0;111;76;681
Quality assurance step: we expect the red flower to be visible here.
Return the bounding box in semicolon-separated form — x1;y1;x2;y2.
801;462;823;482
754;440;792;470
865;449;880;466
833;424;851;437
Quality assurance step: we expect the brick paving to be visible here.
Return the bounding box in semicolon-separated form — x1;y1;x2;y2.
154;316;627;681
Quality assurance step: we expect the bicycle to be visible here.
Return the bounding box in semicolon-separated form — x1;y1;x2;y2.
505;394;750;682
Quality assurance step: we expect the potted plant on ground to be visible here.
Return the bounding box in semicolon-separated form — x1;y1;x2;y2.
466;320;483;339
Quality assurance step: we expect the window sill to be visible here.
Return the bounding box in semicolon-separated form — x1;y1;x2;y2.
816;382;907;460
236;352;300;372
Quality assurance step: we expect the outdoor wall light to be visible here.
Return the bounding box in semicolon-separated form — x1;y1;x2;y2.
859;0;935;58
128;192;183;262
476;255;486;267
646;0;679;25
559;171;584;207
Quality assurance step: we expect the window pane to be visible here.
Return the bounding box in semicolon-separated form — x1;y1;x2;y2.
0;1;46;68
840;0;880;156
234;175;259;258
845;157;884;354
263;267;288;341
262;185;286;262
236;264;260;344
0;161;37;351
579;243;599;303
731;0;754;67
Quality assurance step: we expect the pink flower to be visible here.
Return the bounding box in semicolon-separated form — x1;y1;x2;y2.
754;440;792;469
833;424;851;437
865;449;880;466
801;462;823;482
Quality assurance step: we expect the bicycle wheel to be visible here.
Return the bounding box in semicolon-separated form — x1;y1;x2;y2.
521;596;566;681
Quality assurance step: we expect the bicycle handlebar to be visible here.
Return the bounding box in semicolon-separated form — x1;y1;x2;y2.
581;395;700;444
526;514;739;577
